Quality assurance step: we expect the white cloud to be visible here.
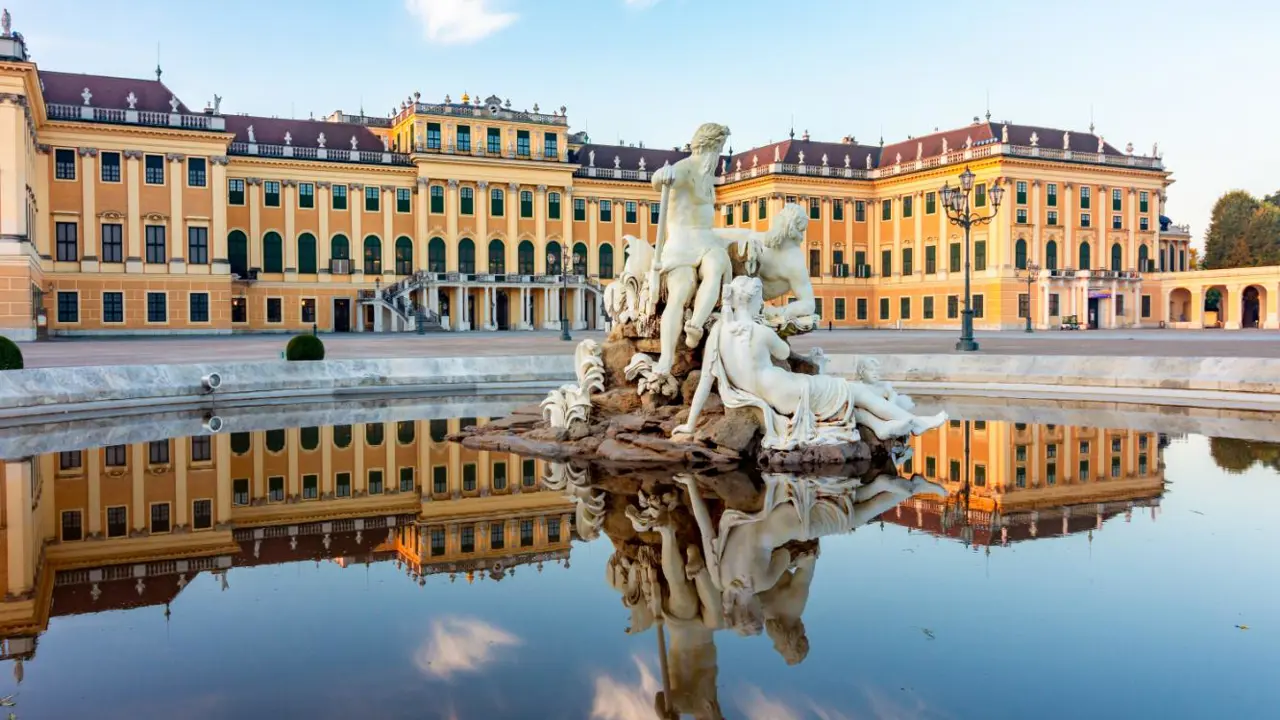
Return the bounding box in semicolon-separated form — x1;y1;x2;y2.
590;656;662;720
739;686;805;720
404;0;518;45
413;616;521;680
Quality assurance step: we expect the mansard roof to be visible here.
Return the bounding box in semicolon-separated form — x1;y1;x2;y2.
40;70;194;114
570;143;689;172
223;114;385;151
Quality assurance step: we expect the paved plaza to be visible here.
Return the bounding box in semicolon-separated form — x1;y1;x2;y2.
14;328;1280;368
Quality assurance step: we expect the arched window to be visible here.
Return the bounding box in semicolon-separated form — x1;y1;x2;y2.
459;238;475;274
230;431;251;455
518;240;535;274
428;237;446;273
546;240;562;273
228;230;249;278
1111;242;1123;272
1138;245;1150;272
262;232;283;273
395;236;413;275
490;188;505;216
599;243;615;279
1014;238;1027;270
333;425;352;448
331;234;350;261
365;422;384;446
363;235;382;274
488;239;506;274
297;233;317;274
573;242;588;276
265;429;286;453
397;421;415;445
1045;240;1058;271
1078;242;1091;270
300;427;320;451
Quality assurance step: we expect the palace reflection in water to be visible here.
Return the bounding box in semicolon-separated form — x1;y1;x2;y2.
0;415;1168;700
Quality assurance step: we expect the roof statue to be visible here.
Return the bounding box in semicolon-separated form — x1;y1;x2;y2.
821;153;828;167
213;94;222;114
916;141;922;160
774;146;781;162
1063;131;1070;151
1125;142;1134;155
614;155;621;169
126;91;137;110
844;154;850;168
752;155;758;168
169;95;179;113
865;154;871;170
1152;142;1159;157
964;135;972;149
1097;136;1105;153
247;125;255;143
81;87;92;105
895;152;902;165
798;150;805;164
1029;132;1039;147
588;149;595;167
639;157;646;171
317;132;326;148
1002;124;1009;143
1;9;10;36
350;134;358;150
283;131;292;146
941;137;948;154
736;158;742;171
382;135;390;151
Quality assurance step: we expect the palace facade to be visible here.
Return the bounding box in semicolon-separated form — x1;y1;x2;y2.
1;22;1274;340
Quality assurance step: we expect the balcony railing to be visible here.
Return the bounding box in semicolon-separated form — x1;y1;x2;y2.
46;103;227;131
228;142;410;166
412;142;563;163
330;258;351;275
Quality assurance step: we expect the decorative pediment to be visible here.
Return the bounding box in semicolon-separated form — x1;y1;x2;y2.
142;212;168;222
97;210;126;220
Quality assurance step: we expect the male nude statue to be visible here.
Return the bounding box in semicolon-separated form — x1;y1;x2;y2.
649;122;746;378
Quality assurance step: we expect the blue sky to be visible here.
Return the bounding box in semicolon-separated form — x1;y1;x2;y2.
14;0;1279;246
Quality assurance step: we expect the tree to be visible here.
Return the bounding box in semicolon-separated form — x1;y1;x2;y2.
1243;202;1280;266
1203;190;1260;269
1263;189;1280;207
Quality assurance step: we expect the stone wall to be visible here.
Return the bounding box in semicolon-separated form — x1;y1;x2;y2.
2;352;1277;425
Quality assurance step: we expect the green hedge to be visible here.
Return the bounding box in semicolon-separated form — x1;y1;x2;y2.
0;337;22;370
285;334;325;361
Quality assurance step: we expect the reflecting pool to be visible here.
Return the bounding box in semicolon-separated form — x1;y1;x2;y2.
0;406;1277;719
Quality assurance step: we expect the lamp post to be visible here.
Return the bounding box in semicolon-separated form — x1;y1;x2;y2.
549;248;581;342
1019;262;1041;333
941;167;1004;352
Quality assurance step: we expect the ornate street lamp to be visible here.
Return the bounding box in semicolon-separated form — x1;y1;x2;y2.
940;167;1004;351
1019;262;1041;333
549;249;582;341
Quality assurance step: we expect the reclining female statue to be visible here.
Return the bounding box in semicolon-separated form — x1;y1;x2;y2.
674;275;947;449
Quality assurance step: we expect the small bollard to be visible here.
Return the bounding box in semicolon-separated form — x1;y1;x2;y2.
312;323;318;336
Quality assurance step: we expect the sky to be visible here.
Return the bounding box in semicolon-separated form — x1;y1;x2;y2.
13;0;1280;248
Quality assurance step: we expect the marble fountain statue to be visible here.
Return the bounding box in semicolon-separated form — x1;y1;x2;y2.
455;122;946;470
541;458;948;719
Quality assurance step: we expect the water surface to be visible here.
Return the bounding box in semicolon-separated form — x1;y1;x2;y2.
0;410;1275;719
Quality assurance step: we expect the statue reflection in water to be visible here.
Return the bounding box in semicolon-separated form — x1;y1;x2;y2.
544;460;946;719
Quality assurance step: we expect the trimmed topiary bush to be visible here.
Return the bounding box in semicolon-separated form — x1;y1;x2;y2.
285;334;325;361
0;337;22;370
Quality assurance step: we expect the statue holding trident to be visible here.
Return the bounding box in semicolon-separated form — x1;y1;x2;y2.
646;123;750;380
